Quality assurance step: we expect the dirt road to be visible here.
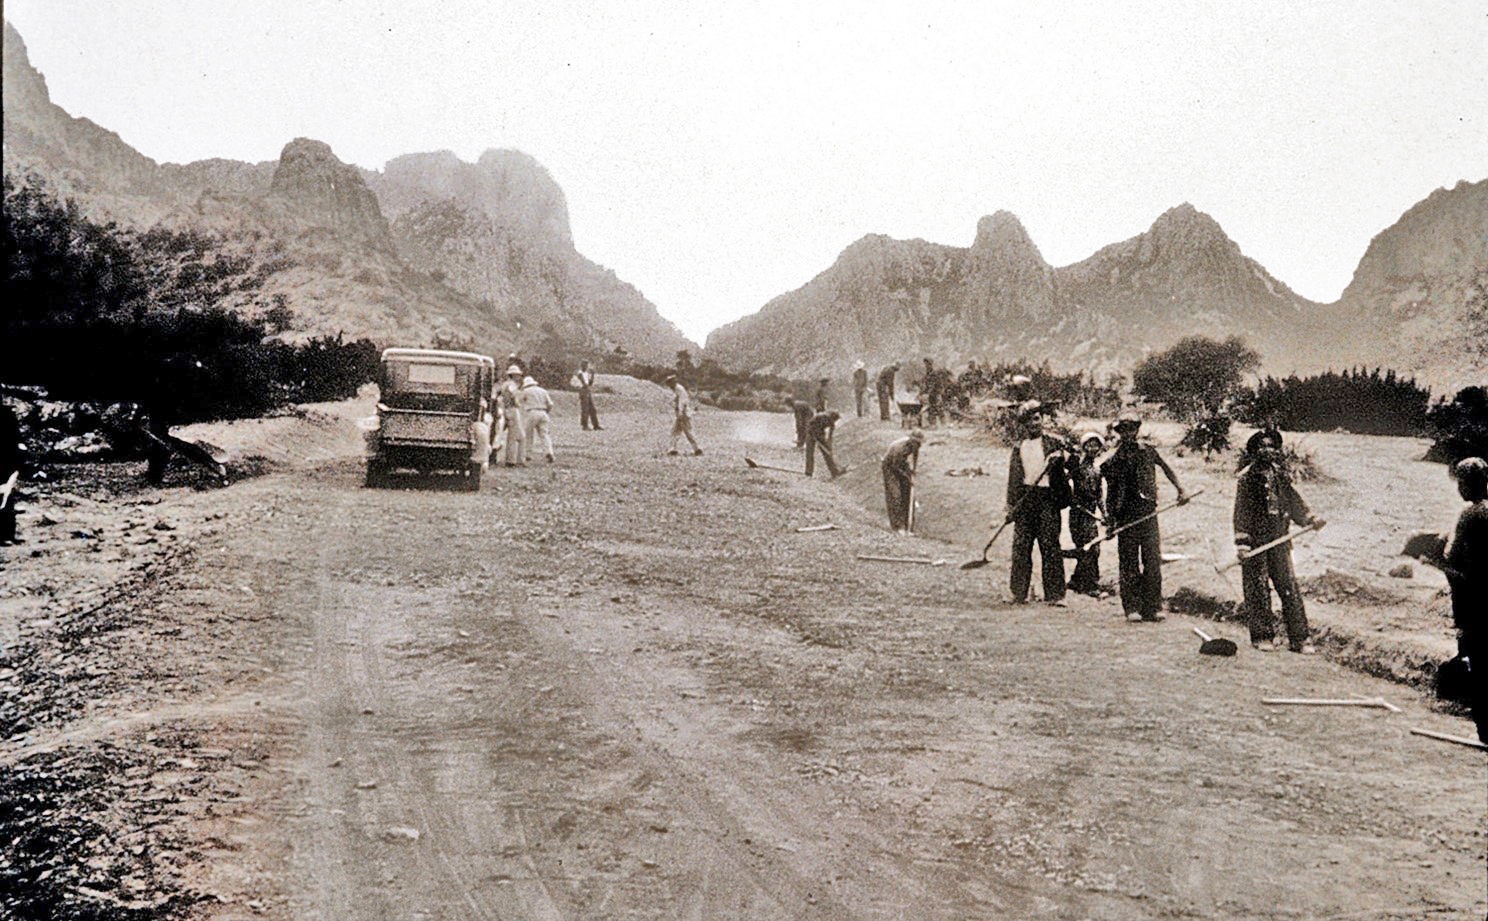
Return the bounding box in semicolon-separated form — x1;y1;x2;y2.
4;387;1485;919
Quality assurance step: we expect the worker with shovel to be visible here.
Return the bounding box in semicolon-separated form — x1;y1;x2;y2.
1102;408;1190;621
882;429;923;534
1233;430;1325;653
804;411;844;478
1007;402;1071;607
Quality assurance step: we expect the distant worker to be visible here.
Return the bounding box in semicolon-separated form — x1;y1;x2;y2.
852;361;869;417
1066;432;1107;596
574;360;601;431
1;400;20;545
815;377;830;413
920;358;942;427
666;375;703;456
1102;408;1189;621
498;365;525;466
876;362;900;421
789;398;814;448
1006;402;1071;606
804;411;844;478
1405;457;1486;742
518;376;556;464
882;429;923;535
1233;430;1325;652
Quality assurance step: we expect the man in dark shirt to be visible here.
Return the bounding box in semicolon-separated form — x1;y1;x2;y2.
852;362;869;418
875;363;900;421
1006;403;1071;606
1102;409;1189;621
1067;432;1107;596
789;398;814;449
804;411;844;478
882;429;924;534
1233;430;1325;652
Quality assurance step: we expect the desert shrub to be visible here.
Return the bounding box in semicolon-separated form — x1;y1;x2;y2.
981;360;1123;418
1178;414;1231;456
1132;336;1260;421
1237;368;1432;436
1426;386;1488;464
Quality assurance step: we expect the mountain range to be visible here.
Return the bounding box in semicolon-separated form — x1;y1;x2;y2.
2;21;696;364
708;187;1486;394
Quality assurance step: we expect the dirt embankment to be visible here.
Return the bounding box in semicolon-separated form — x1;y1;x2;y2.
3;389;1485;920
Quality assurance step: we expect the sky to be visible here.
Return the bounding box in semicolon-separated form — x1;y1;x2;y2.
6;1;1487;344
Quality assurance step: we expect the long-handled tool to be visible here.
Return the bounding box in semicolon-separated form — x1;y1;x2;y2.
744;457;804;475
1216;520;1323;573
1078;488;1204;553
1192;626;1238;656
1409;727;1488;751
857;554;946;567
1261;697;1398;710
906;449;918;535
959;457;1053;570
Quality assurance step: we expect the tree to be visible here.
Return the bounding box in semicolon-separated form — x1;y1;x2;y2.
1131;335;1260;421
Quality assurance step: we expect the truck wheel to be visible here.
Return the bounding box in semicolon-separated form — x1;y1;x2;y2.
462;462;482;492
365;461;387;489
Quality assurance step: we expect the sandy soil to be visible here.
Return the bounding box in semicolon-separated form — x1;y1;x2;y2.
2;384;1484;919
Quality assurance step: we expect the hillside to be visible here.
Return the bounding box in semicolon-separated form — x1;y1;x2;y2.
1;21;694;362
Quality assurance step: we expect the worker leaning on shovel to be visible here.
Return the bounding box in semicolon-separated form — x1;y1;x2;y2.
1102;408;1189;622
882;429;923;535
1233;430;1325;654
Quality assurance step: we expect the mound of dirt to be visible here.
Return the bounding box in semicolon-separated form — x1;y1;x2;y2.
1300;568;1408;606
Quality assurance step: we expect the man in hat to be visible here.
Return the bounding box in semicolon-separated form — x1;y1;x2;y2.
789;398;814;448
518;375;556;464
1067;432;1107;596
1102;408;1189;621
1234;429;1325;652
852;361;869;418
882;429;924;535
876;362;900;421
814;378;831;414
666;375;703;456
497;365;525;466
574;360;601;431
1006;401;1072;606
804;411;844;478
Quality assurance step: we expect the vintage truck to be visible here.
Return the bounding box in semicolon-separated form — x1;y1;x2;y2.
364;348;494;490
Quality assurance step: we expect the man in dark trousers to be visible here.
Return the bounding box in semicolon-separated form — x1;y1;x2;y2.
875;362;900;421
1405;456;1487;742
1006;402;1071;606
1102;408;1189;621
789;398;814;448
882;429;923;535
574;360;601;431
1067;432;1107;596
1234;430;1325;652
804;411;844;478
814;378;830;413
1;401;21;545
852;361;869;417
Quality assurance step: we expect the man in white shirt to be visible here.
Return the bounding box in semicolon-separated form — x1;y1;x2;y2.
518;376;555;464
666;374;703;456
574;360;601;431
497;365;525;466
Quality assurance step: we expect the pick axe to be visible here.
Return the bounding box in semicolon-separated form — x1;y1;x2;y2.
744;457;804;476
1078;488;1205;553
1216;520;1323;573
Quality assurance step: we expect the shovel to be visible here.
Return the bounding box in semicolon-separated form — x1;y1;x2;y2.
744;457;804;475
1079;488;1205;552
1191;626;1238;656
960;456;1053;570
1216;520;1322;573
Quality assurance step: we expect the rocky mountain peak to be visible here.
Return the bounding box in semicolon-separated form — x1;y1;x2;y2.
372;148;571;249
972;210;1034;251
267;138;393;249
3;22;49;117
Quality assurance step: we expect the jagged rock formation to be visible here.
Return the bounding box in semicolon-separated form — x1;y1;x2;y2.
708;205;1321;381
2;21;694;361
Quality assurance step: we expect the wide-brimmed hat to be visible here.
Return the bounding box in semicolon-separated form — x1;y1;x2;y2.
853;360;865;370
1245;429;1280;455
665;374;678;384
505;365;522;377
1080;431;1105;447
1115;408;1142;429
1018;400;1043;419
521;376;537;388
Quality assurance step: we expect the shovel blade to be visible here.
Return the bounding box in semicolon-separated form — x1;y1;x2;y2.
959;558;990;570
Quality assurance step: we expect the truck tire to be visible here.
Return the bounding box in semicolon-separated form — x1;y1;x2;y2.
365;460;387;489
461;461;482;492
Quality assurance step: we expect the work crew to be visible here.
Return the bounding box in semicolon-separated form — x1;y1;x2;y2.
1;400;20;545
790;398;814;448
852;361;869;418
1405;457;1487;742
518;376;556;464
1067;432;1107;596
497;365;525;466
882;429;924;535
574;360;601;431
814;378;831;413
805;411;844;478
1233;430;1325;653
876;362;900;421
1006;402;1071;606
666;375;703;456
1102;408;1189;621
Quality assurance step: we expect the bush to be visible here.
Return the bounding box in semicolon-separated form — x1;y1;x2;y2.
1179;414;1231;456
1132;336;1260;421
1237;368;1432;436
1426;386;1488;465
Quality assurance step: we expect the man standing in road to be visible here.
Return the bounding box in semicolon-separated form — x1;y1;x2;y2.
574;360;601;431
876;362;900;422
498;365;525;467
1102;408;1189;621
882;429;923;535
852;361;869;418
1006;402;1071;606
1234;429;1325;652
666;374;703;456
789;398;814;449
1067;432;1107;596
804;410;845;478
814;377;831;413
519;376;556;464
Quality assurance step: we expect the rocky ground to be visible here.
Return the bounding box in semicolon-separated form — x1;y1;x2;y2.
2;380;1484;919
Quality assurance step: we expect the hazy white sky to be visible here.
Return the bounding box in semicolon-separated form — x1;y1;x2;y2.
7;1;1486;343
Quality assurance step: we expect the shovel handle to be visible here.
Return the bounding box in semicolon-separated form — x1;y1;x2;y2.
1221;520;1323;572
1082;488;1205;552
